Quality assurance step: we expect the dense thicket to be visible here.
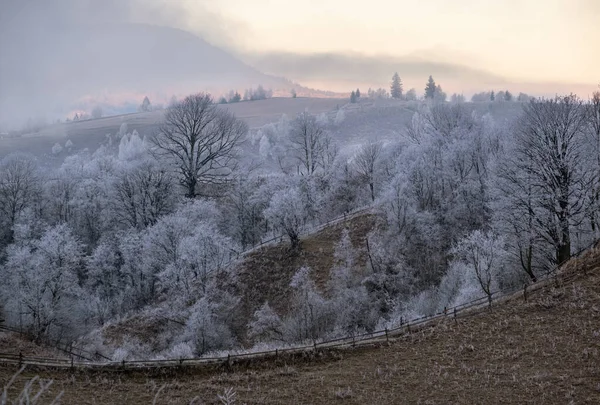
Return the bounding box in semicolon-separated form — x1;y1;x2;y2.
1;92;598;359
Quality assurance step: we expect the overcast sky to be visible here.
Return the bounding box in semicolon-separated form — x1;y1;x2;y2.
173;0;599;85
1;0;598;129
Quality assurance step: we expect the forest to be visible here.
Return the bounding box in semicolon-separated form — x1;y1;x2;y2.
1;91;599;360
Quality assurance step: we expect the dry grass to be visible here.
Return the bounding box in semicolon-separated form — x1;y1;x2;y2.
234;214;376;323
2;245;600;404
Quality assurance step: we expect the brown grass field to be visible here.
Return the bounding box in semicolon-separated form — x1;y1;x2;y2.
2;243;600;404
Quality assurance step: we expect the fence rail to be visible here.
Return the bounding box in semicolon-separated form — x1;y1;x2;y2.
1;224;596;371
1;239;596;371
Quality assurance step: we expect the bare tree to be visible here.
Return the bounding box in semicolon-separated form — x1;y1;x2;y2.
452;230;504;307
0;153;38;245
512;95;592;265
152;93;247;198
289;112;331;175
587;90;600;235
354;142;383;201
113;161;175;229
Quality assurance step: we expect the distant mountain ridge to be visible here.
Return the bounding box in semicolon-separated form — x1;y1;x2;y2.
0;22;339;128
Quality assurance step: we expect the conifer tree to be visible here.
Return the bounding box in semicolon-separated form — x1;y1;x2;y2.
425;76;436;99
390;72;403;99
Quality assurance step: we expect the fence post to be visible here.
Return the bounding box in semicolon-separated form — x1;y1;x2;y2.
71;356;74;370
122;359;125;368
385;328;389;343
523;284;528;302
275;349;278;358
453;308;457;323
407;323;410;333
444;306;447;316
400;317;403;326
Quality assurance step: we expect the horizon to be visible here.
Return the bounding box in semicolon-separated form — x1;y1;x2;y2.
0;0;599;129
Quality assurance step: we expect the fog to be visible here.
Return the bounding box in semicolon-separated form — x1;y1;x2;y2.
1;0;598;130
0;0;269;129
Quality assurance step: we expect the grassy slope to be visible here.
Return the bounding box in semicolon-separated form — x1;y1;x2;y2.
2;242;600;404
0;97;346;161
81;213;377;352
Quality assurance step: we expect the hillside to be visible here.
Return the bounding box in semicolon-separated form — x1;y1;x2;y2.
1;229;600;404
75;212;377;356
0;97;345;161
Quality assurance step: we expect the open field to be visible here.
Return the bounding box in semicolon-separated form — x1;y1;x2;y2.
2;242;599;404
0;97;346;161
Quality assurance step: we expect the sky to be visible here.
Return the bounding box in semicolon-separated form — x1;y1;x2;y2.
1;0;599;129
174;0;600;85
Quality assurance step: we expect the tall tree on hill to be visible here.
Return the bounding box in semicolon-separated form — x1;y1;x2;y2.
390;72;403;99
0;153;39;246
354;142;383;201
425;76;436;99
350;90;357;103
289;112;332;176
587;89;600;235
151;93;248;198
507;95;592;265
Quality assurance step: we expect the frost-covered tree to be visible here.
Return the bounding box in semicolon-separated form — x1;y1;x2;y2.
326;230;377;335
288;112;333;175
51;142;63;155
405;88;417;101
334;108;345;126
509;96;592;264
248;302;284;342
285;266;331;341
224;175;268;249
184;288;238;355
152;93;247;198
112;160;175;229
0;153;39;246
452;230;505;306
264;186;307;250
1;224;84;339
353;142;383;202
451;93;466;103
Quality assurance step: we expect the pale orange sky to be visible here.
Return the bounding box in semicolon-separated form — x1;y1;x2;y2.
169;0;599;85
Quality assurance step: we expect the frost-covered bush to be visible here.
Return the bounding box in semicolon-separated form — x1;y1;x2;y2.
248;302;284;342
283;267;333;342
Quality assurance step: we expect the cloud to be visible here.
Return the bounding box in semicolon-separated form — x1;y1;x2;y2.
0;0;258;129
242;51;507;93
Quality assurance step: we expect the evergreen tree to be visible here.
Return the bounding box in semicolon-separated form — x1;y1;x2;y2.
139;96;152;112
356;88;361;99
425;76;436;99
490;91;495;101
390;72;403;99
350;90;357;103
504;90;513;101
